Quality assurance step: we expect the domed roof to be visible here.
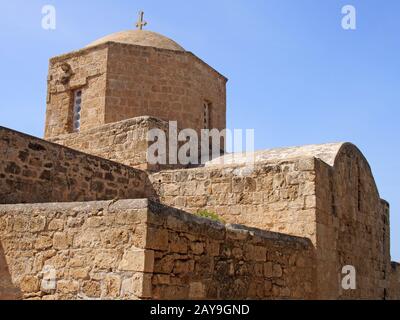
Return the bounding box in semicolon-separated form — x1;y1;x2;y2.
86;30;185;51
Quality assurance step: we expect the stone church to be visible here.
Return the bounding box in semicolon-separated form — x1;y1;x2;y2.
0;21;399;299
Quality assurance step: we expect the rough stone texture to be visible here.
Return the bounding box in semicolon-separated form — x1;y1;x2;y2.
2;124;399;299
0;200;151;300
45;45;108;138
388;263;400;299
49;116;187;171
2;27;399;300
0;199;315;300
0;127;152;204
150;158;318;243
150;143;399;299
147;201;316;300
314;144;393;299
45;40;227;140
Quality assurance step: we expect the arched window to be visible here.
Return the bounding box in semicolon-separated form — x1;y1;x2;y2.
72;90;82;132
203;101;211;129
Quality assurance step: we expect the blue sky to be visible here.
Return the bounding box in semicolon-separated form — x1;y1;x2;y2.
0;0;399;261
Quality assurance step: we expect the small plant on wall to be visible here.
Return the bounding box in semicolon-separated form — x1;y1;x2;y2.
196;209;225;224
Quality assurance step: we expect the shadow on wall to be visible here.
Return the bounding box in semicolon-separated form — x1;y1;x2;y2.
0;126;159;205
0;242;22;300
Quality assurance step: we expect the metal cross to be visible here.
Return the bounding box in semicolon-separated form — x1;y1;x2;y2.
136;11;147;30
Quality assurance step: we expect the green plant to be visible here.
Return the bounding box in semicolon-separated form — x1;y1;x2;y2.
196;209;225;224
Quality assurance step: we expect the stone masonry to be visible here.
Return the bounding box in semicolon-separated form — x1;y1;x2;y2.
0;200;315;300
45;31;227;140
49;116;186;172
0;28;399;300
0;127;152;205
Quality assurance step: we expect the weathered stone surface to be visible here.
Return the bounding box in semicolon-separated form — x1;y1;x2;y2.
121;273;152;299
0;199;315;300
0;19;398;302
45;41;227;153
118;248;154;273
20;276;40;293
149;143;400;300
0;127;152;205
189;282;206;299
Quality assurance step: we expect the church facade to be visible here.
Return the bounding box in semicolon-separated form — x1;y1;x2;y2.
0;27;399;300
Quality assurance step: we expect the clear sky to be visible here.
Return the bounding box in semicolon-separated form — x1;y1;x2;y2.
0;0;399;260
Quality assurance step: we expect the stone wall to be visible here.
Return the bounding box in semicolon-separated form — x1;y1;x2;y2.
45;44;109;138
0;199;315;300
45;42;227;141
388;263;400;300
0;200;151;300
146;201;316;300
314;144;391;299
150;144;399;299
105;43;227;136
0;127;151;204
149;158;332;299
49;116;187;171
49;117;158;170
150;158;318;243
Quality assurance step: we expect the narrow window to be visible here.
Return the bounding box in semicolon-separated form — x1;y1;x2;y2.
203;101;211;129
72;90;82;132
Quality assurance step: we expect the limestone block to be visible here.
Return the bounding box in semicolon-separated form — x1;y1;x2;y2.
121;273;152;299
118;248;154;273
57;280;79;295
93;250;119;270
298;158;315;171
264;262;273;278
154;254;176;274
146;228;169;251
48;219;64;231
70;267;90;280
82;280;101;298
206;241;220;257
35;236;53;250
189;282;206;299
174;260;195;274
169;234;188;254
30;216;47;232
191;242;204;255
244;245;267;262
103;274;122;298
273;264;283;278
20;275;40;293
53;232;70;250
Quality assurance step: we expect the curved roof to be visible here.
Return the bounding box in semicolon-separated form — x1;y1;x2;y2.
205;143;347;167
86;30;185;51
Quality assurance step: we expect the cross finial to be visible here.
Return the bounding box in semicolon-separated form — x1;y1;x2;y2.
136;11;147;30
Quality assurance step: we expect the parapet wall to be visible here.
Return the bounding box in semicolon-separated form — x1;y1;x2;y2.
0;199;316;300
150;143;399;300
0;200;150;300
150;157;318;243
49;116;188;171
146;201;316;300
0;127;151;204
149;158;319;299
49;117;156;170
